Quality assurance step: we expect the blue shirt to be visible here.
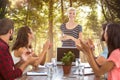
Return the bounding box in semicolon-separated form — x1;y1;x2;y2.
100;47;108;59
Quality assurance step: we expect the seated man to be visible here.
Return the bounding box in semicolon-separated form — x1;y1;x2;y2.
0;18;38;80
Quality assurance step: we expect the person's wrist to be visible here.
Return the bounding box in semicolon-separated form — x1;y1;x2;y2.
42;49;47;54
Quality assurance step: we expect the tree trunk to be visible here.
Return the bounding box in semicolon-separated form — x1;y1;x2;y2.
100;0;109;22
69;0;72;7
104;0;114;22
25;1;30;25
61;0;64;23
47;0;54;62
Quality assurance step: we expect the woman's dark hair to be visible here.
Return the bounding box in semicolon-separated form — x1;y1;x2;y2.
12;26;32;50
101;23;108;41
106;23;120;58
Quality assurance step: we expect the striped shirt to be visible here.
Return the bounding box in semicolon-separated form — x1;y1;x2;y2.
60;23;82;47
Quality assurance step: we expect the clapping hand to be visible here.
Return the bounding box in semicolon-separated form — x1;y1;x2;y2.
21;52;39;65
43;40;52;52
76;39;93;55
86;38;95;51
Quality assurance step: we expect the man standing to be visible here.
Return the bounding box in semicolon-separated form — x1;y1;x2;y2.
0;18;38;80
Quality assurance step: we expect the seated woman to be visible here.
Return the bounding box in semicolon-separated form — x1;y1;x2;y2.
86;23;108;79
12;26;51;73
76;23;120;80
86;23;108;65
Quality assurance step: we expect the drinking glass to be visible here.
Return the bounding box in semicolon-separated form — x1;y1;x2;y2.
80;64;85;76
75;58;81;67
79;64;85;80
51;58;57;67
45;63;54;78
75;58;81;76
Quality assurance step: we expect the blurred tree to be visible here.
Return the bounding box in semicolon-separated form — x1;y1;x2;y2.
69;0;72;7
61;0;64;23
0;0;9;18
5;0;115;61
101;0;120;22
47;0;54;61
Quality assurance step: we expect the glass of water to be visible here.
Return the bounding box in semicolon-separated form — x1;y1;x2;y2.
75;58;81;75
51;58;57;67
78;64;85;80
45;63;54;78
75;58;81;67
80;64;85;76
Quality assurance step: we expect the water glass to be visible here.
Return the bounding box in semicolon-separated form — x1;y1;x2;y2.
80;64;85;76
51;58;57;67
45;63;54;78
75;58;81;67
79;64;85;80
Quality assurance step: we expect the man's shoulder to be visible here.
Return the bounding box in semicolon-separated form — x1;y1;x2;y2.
0;42;7;50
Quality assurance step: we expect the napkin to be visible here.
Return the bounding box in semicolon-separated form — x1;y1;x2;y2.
38;65;46;68
73;68;94;75
27;72;47;76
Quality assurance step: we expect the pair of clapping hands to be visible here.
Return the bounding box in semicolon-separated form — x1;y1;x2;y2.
18;47;39;65
76;39;95;55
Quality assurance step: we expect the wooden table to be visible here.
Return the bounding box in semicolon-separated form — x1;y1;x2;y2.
18;65;98;80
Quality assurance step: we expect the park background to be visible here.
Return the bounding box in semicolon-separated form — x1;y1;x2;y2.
0;0;120;62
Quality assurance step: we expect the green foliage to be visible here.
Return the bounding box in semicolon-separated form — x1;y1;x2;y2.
0;0;9;18
101;0;120;22
61;51;75;65
5;0;108;59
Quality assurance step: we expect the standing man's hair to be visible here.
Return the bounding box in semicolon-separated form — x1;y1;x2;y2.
0;18;14;35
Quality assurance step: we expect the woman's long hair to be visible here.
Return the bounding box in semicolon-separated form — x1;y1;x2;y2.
12;26;32;50
107;23;120;58
101;23;108;41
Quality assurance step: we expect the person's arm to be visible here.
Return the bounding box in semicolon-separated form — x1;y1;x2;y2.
96;56;106;66
15;59;24;67
78;32;82;40
62;26;82;42
36;50;47;65
76;40;115;76
34;40;51;66
0;50;22;80
78;25;82;40
86;53;114;76
61;35;77;42
18;56;37;72
13;47;29;68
